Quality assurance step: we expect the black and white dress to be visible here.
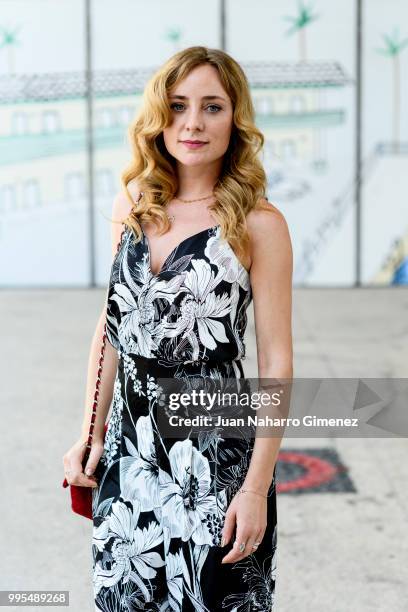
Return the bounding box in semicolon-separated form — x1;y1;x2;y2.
92;223;277;611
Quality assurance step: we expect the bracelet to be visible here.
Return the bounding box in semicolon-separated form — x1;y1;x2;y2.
237;487;268;499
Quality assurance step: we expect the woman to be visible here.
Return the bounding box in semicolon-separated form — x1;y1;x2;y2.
63;46;292;611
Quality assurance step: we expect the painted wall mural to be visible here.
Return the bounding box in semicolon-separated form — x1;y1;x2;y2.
0;0;406;287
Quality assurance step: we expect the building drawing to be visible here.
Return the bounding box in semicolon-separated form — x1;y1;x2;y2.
3;55;406;287
0;61;350;209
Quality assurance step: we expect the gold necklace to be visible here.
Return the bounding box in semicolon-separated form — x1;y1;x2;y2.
174;193;214;203
168;192;215;222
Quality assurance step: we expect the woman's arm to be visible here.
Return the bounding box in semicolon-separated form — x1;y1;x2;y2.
221;200;293;563
81;191;133;443
241;201;293;493
63;190;133;485
79;307;118;444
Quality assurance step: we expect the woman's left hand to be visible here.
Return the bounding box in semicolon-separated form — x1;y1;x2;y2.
220;490;267;564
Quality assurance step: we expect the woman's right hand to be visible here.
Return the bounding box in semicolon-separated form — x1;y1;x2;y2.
62;437;105;487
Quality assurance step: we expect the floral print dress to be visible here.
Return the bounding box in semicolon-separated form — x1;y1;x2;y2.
92;222;277;611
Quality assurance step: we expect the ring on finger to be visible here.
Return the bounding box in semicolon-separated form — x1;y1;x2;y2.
251;541;261;549
238;542;246;553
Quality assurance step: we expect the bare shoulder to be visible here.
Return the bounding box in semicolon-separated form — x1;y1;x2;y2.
112;178;141;221
246;198;291;251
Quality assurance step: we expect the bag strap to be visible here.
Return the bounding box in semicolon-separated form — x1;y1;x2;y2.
83;189;143;456
82;225;127;458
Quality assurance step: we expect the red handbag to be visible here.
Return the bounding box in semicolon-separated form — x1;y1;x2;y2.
62;227;126;520
61;322;109;520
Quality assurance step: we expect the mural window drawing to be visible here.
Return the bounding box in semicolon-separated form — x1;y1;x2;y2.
23;179;40;208
118;105;134;125
11;111;29;135
42;110;61;133
96;107;117;128
280;139;297;159
0;185;16;214
96;169;114;197
256;96;274;115
290;94;306;113
65;172;85;201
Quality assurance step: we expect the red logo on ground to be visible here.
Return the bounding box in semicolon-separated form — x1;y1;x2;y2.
277;451;339;493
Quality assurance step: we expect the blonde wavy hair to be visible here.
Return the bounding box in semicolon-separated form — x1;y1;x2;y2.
119;45;273;262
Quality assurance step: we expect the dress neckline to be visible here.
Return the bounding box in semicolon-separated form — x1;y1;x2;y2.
141;224;221;278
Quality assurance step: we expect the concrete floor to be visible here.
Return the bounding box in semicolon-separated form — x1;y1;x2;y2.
1;288;407;611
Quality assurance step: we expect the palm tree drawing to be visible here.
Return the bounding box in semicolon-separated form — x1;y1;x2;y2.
283;1;319;62
165;27;183;52
376;27;408;153
0;25;21;74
